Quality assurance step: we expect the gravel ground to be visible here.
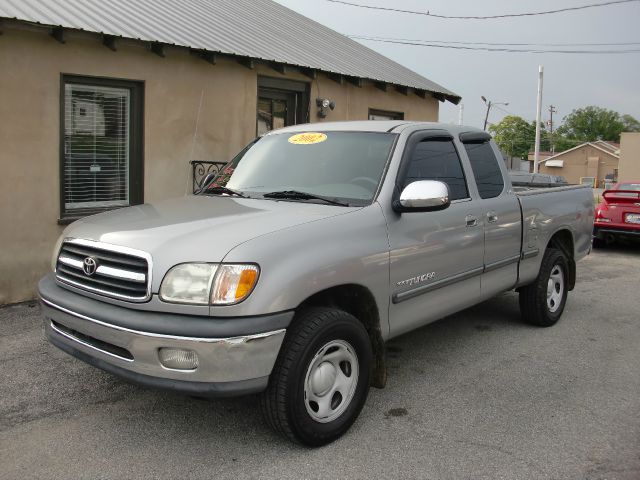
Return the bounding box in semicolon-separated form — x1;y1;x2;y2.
1;245;639;480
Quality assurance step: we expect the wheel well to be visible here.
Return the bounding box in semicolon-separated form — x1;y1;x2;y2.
297;284;387;388
547;229;576;290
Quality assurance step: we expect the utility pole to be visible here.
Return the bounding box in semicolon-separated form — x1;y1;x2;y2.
548;105;557;153
483;98;492;130
458;103;464;126
533;65;544;173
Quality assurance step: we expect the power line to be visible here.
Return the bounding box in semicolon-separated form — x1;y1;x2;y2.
350;36;640;53
327;0;640;20
348;35;640;47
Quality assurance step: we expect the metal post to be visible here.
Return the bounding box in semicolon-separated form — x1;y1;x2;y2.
548;105;556;153
483;101;492;131
533;65;544;173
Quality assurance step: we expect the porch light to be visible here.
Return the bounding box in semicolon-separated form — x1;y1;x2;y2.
316;98;336;118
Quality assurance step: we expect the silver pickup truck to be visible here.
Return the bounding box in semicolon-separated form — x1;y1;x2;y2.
39;121;594;446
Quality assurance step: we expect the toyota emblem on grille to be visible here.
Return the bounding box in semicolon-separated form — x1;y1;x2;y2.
83;257;98;276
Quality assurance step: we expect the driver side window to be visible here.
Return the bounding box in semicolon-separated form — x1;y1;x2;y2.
404;139;469;201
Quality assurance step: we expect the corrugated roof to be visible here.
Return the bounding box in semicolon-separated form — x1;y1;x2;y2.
0;0;460;103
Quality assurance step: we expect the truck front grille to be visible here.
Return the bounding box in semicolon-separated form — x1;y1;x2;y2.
55;239;151;302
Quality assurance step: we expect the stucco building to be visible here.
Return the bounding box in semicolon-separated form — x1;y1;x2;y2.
537;141;619;186
618;133;640;181
0;0;459;304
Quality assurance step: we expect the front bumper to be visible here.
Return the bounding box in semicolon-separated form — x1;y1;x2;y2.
39;274;292;397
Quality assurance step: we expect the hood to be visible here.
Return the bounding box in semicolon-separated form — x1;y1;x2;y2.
64;195;358;281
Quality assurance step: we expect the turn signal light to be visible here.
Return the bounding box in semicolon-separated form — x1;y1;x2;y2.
211;264;260;305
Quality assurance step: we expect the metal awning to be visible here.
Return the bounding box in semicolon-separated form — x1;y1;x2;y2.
545;160;564;168
0;0;460;103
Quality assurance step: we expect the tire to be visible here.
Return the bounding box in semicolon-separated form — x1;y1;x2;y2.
261;307;372;446
519;248;569;327
592;237;605;249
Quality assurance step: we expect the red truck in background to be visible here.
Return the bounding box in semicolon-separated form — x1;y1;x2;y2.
594;182;640;247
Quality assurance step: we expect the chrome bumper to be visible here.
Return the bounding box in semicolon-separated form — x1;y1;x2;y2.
41;297;286;385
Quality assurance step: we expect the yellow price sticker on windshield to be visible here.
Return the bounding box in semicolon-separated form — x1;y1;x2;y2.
288;132;327;145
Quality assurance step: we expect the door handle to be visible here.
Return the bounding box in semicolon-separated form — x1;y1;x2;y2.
487;211;498;223
465;215;478;227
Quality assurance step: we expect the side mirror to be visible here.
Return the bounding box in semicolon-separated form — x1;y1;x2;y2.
393;180;450;212
199;172;218;190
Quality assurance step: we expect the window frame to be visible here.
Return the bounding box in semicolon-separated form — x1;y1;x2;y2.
393;130;470;205
368;108;404;121
59;74;144;223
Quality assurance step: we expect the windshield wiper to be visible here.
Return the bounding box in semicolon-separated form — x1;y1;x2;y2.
263;190;350;207
203;186;247;198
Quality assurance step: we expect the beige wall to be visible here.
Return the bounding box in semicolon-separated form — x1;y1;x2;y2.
0;24;439;304
618;133;640;181
538;145;619;185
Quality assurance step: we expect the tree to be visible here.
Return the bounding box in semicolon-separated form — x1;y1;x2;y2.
555;106;624;144
622;114;640;133
489;115;536;158
489;115;549;158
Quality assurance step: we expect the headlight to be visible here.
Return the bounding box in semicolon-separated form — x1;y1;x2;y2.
159;263;218;305
211;264;260;305
159;263;259;305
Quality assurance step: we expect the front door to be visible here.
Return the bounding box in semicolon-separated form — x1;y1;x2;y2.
257;77;309;136
257;90;296;135
387;132;484;338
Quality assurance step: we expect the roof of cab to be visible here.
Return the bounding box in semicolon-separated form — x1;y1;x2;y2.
269;121;487;135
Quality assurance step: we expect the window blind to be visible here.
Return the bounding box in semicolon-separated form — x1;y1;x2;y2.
63;83;130;210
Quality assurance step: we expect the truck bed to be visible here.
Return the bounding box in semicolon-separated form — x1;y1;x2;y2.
515;183;594;287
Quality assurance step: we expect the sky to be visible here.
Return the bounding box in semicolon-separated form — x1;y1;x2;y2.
273;0;640;130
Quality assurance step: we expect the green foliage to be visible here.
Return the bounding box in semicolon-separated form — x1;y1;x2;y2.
489;107;639;157
489;115;535;158
489;115;549;158
555;106;630;144
622;114;640;133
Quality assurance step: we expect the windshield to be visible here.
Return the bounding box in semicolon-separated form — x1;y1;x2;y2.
202;131;396;206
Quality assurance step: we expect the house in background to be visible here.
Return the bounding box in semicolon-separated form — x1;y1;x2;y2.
536;141;620;186
618;132;640;181
0;0;459;304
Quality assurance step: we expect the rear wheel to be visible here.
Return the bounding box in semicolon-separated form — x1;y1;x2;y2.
261;307;372;446
519;248;569;327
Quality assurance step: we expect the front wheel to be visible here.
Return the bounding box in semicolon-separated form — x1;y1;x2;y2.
261;307;372;446
519;248;569;327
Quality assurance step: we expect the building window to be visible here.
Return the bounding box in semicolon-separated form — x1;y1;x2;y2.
61;75;143;221
257;77;309;135
368;109;404;121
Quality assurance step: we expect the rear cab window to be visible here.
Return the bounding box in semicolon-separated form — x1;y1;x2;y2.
462;140;505;199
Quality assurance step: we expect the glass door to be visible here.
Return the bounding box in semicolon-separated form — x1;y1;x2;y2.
257;89;297;135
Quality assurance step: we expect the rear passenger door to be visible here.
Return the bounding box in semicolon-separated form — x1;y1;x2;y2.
460;133;522;299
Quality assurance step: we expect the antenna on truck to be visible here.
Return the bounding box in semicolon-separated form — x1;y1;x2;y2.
185;90;205;195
